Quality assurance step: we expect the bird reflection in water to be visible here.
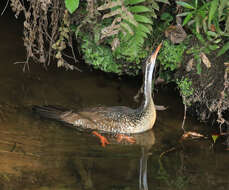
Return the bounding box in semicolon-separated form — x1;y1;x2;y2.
72;130;155;190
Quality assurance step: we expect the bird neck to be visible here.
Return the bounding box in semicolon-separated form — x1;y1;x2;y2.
141;62;155;110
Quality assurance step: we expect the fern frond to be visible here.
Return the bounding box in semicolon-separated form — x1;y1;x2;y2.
97;0;167;60
134;14;153;24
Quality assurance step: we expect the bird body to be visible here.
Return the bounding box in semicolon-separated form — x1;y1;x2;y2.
33;43;161;134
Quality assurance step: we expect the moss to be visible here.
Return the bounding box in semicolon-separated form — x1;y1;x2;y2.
81;35;121;74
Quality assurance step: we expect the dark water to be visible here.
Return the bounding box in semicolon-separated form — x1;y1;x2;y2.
0;7;229;190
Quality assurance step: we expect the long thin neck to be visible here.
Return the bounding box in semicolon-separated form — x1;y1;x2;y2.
141;62;155;109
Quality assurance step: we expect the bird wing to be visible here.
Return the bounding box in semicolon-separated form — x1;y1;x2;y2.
59;106;135;132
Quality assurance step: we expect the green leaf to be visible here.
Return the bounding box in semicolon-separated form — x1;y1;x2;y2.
208;0;219;28
126;0;145;5
213;38;222;44
196;62;202;75
120;22;134;35
206;31;218;37
176;1;195;9
212;134;219;143
129;6;151;13
177;12;191;17
151;1;159;11
138;23;151;34
155;0;170;4
161;12;173;21
226;14;229;33
183;12;193;26
217;41;229;56
218;0;228;18
65;0;79;14
134;14;152;24
209;44;220;51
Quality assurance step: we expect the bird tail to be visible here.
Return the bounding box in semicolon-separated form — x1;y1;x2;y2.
32;105;66;121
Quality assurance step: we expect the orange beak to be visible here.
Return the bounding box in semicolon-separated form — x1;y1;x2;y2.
150;43;162;63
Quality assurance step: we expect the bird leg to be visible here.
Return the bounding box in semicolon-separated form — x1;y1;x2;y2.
116;134;136;144
92;131;109;147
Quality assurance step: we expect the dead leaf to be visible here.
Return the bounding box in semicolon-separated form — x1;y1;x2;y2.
224;62;229;66
155;105;167;111
155;76;165;84
210;24;216;32
165;24;187;44
111;38;120;51
97;0;122;11
200;52;211;68
181;131;204;140
186;58;194;72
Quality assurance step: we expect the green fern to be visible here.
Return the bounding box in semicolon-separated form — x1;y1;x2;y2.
97;0;168;59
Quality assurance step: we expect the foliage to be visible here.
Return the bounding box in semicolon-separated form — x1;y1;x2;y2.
186;32;221;75
157;40;187;81
176;77;194;100
65;0;79;14
81;35;121;74
97;0;169;60
177;0;229;56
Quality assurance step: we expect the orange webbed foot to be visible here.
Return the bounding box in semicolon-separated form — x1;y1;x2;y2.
92;131;109;147
116;134;136;144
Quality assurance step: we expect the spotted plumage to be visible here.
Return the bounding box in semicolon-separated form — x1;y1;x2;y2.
33;43;162;134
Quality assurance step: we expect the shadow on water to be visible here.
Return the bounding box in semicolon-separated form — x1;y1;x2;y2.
1;6;229;190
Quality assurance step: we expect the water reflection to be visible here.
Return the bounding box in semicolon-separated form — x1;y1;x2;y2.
69;130;155;190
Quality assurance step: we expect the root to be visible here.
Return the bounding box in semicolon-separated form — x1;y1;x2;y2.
10;0;82;71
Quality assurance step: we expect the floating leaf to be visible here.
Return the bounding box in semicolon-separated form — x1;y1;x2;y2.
181;131;204;140
65;0;79;14
212;134;219;143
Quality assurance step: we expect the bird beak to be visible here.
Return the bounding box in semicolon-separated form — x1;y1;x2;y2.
150;43;162;63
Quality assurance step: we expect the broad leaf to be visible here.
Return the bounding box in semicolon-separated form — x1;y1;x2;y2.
126;0;145;5
65;0;79;14
208;0;219;28
217;41;229;56
129;6;151;13
176;1;195;9
183;12;193;26
177;12;191;17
